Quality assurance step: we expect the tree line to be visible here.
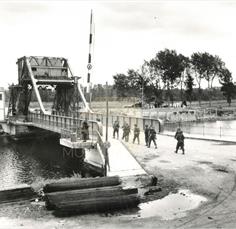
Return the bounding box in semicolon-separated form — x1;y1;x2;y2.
113;49;236;106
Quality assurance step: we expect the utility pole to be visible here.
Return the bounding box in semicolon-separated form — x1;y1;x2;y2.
72;75;78;141
142;78;144;109
104;81;110;176
105;82;109;142
87;10;94;108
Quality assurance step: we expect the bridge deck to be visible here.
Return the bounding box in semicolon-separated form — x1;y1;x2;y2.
5;113;147;177
107;138;146;177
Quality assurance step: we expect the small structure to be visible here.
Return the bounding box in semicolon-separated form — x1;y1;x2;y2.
0;87;5;121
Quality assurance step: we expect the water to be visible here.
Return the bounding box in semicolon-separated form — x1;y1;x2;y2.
137;189;207;220
166;120;236;138
0;134;85;189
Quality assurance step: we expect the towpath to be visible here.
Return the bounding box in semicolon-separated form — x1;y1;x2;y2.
123;133;236;228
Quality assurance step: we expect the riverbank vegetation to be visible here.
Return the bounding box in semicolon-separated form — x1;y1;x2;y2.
113;49;236;107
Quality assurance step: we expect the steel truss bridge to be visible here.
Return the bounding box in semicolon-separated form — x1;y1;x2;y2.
3;56;108;174
2;56;159;176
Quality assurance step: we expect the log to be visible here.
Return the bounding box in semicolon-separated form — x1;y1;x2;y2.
43;176;121;193
0;184;36;204
144;186;162;195
53;194;140;216
45;186;138;210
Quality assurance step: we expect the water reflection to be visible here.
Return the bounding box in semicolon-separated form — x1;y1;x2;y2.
0;134;84;188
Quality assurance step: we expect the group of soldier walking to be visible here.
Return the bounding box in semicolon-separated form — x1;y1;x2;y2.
81;118;185;154
113;121;158;148
113;120;185;153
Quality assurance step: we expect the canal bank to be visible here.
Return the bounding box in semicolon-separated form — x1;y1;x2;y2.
162;131;236;144
163;119;236;143
1;133;236;228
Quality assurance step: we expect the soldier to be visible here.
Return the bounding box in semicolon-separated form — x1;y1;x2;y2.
148;126;157;149
144;124;150;146
133;124;140;144
125;123;131;142
113;120;120;139
122;122;126;140
175;128;185;154
81;120;89;142
122;122;130;142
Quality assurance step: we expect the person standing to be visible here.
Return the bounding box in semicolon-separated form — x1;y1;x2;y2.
122;122;126;140
175;128;185;154
113;120;120;139
148;126;157;149
122;122;130;142
124;123;130;142
133;124;140;144
81;120;89;142
144;124;150;146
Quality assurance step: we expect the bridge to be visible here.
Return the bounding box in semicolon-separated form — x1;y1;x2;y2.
0;56;160;177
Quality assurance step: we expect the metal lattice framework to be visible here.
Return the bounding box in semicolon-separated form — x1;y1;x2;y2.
8;56;91;117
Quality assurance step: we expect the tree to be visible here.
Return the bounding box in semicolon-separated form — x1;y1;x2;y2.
191;52;207;106
185;71;195;104
144;60;163;106
203;54;225;106
178;55;190;102
219;68;236;106
149;49;185;105
126;69;144;98
113;73;132;98
191;52;225;106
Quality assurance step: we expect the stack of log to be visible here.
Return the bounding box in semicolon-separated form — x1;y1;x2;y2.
0;184;36;204
44;176;140;216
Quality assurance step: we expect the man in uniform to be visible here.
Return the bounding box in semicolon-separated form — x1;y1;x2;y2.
122;122;130;142
133;124;140;144
175;128;185;154
144;124;150;146
81;120;89;142
113;120;120;139
148;126;157;149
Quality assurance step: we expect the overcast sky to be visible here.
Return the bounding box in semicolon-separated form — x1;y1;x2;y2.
0;0;235;89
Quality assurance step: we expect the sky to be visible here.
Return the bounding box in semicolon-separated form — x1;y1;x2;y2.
0;0;236;89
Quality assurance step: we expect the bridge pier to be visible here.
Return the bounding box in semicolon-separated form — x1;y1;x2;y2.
1;122;30;137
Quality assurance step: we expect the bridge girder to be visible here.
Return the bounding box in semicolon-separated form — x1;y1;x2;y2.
8;56;90;118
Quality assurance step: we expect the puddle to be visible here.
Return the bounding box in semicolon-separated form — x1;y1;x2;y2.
137;189;207;220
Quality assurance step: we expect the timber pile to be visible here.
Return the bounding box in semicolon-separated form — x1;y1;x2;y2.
43;176;121;193
45;185;138;210
0;184;36;204
54;194;139;217
44;176;140;216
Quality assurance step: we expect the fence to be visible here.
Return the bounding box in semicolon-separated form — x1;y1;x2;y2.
78;112;162;133
164;120;236;139
28;112;100;142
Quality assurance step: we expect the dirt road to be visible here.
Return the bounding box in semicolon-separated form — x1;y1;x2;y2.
124;133;236;228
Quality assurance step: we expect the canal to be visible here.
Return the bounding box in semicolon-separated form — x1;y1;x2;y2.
1;119;235;189
164;119;236;138
0;134;85;189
